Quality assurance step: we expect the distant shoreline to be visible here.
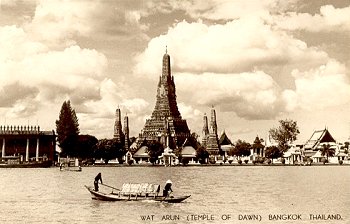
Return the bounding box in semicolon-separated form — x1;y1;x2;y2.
88;162;350;167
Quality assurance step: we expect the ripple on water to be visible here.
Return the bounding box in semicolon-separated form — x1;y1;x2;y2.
0;166;349;223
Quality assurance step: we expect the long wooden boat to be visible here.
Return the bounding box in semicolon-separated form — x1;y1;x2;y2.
85;184;190;203
0;160;52;168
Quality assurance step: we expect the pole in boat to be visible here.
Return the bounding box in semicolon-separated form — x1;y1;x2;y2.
100;183;120;191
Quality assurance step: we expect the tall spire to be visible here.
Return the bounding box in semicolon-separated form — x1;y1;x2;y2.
210;106;217;134
113;108;124;143
162;47;171;77
206;107;220;155
124;114;129;150
139;51;190;148
202;113;209;147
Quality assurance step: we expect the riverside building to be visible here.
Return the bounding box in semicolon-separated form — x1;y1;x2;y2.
0;125;55;164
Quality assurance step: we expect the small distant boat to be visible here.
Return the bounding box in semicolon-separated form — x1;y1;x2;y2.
58;156;83;172
85;183;190;203
0;160;52;168
59;161;82;172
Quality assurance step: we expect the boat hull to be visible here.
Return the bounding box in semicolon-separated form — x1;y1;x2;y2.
85;186;190;203
0;160;52;168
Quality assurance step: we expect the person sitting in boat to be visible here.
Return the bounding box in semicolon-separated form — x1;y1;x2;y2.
94;173;103;191
163;180;173;198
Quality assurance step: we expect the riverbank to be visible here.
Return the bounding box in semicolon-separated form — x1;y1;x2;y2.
90;162;350;167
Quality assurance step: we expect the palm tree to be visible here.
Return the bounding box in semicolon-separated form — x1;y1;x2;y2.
320;144;335;163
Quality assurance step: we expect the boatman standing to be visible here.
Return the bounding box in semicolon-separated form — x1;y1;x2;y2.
163;180;173;198
94;173;103;191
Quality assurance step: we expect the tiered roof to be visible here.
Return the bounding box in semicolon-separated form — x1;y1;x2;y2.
304;128;336;150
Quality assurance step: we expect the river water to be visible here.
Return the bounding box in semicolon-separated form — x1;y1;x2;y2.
0;165;349;224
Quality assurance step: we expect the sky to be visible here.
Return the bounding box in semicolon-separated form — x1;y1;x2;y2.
0;0;350;144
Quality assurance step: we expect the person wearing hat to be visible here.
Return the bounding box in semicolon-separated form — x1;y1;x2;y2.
163;180;173;198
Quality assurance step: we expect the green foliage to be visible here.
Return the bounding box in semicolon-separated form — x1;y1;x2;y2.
95;138;126;163
229;139;251;157
269;119;299;152
255;156;265;164
58;135;97;158
320;144;335;160
209;156;216;164
59;135;79;157
56;100;80;156
196;146;209;164
75;135;98;159
146;140;164;165
265;146;283;162
56;100;80;143
307;157;313;166
181;157;190;165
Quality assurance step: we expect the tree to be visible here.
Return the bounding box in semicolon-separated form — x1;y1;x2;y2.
75;135;98;159
269;119;299;152
320;144;335;162
196;146;209;164
56;100;80;156
229;139;251;158
146;140;164;165
265;146;283;164
95;138;126;164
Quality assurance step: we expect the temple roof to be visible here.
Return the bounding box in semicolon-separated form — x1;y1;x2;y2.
133;146;150;158
304;128;336;150
219;131;232;145
180;146;196;157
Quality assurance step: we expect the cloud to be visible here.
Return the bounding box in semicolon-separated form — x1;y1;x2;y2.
1;45;108;104
0;21;109;120
26;0;97;44
0;82;39;107
275;5;350;32
134;18;329;79
175;71;281;120
282;60;350;111
0;25;47;61
5;100;40;118
178;103;202;120
145;0;299;21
